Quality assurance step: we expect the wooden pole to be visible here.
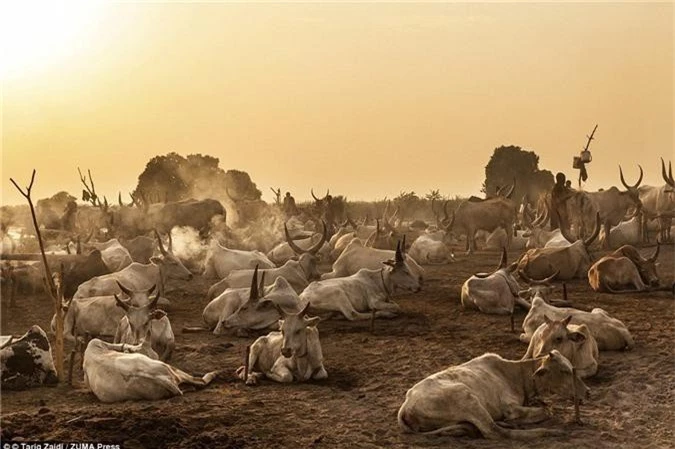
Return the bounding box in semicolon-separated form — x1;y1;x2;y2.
10;171;64;382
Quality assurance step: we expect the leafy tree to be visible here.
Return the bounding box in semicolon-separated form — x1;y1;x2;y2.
482;145;554;203
424;189;442;202
133;153;261;204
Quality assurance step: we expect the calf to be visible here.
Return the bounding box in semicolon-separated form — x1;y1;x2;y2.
1;326;58;390
236;302;327;385
407;234;455;265
523;316;599;378
520;296;634;351
83;338;218;402
397;350;589;438
300;241;420;320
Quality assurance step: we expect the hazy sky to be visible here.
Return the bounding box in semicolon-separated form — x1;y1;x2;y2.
1;2;673;205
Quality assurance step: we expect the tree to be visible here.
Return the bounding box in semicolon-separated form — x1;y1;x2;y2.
132;153;261;204
482;145;554;204
424;189;442;202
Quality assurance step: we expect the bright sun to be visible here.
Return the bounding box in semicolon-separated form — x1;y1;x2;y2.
0;1;104;80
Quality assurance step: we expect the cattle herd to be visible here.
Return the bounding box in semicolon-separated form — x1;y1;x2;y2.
1;159;674;444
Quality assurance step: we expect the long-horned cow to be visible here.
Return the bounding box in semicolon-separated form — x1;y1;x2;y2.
236;302;327;385
588;244;660;293
517;213;601;280
638;159;675;242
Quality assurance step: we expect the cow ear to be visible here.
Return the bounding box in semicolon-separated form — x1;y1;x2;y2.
150;309;167;320
569;330;586;343
305;316;321;327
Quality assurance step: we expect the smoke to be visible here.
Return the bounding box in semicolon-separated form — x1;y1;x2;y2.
170;226;209;272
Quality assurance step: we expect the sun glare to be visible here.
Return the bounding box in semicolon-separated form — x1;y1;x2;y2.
0;1;103;80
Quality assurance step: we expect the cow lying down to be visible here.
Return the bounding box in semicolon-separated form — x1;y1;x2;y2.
236;302;327;385
523;316;599;378
1;325;58;390
521;297;634;351
83;337;218;402
397;350;589;439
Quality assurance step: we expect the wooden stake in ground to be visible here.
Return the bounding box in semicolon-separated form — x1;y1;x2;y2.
10;170;65;382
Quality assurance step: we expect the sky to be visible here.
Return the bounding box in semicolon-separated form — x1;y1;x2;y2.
1;1;673;205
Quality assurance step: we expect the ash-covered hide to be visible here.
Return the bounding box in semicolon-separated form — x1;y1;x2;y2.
1;325;58;390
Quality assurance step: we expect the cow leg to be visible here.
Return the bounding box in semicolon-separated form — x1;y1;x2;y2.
266;358;294;383
171;367;218;387
312;365;328;380
501;403;550;425
335;301;377;321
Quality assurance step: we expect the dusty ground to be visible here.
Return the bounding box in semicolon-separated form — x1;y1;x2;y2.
1;245;674;449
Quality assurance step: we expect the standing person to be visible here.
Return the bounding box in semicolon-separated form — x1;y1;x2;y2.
550;172;571;231
283;192;298;218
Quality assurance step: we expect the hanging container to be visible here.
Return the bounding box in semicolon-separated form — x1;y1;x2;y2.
580;150;592;163
573;156;582;169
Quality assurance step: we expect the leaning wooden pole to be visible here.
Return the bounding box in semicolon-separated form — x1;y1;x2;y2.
10;170;64;382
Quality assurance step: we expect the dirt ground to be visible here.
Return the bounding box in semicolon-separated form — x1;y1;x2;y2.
1;245;674;449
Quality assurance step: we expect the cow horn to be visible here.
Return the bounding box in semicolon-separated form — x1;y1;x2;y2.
376;219;382;236
583;212;601;247
154;229;167;255
519;270;559;285
311;189;321;202
167;230;173;252
284;224;307;255
619;165;643;190
76;237;82;255
118;192;123;207
402;235;407;254
308;221;328;255
473;272;492;279
669;161;674;185
146;284;157;297
395;240;404;264
442;200;451;226
497;247;507;270
249;265;259;300
258;270;266;295
649;241;660;263
502;179;516;199
298;301;312;317
443;210;455;232
661;158;671;185
116;280;134;298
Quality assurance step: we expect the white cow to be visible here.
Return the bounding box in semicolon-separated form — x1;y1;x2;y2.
267;233;331;265
485;229;528;251
523;316;599;378
598;216;641;248
235;303;327;385
301;242;420;320
460;249;532;330
83;338;218;402
73;232;192;300
84;239;133;272
113;291;175;361
397;350;589;438
321;239;424;282
407;234;455;265
203;241;275;279
520;296;634;351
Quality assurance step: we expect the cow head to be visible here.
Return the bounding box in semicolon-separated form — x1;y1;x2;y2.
523;202;550;248
531;315;589;361
152;229;193;280
114;286;164;344
613;243;660;287
285;221;327;281
222;267;297;332
532;349;590;402
517;270;558;302
618;165;644;214
559;212;601;272
279;302;320;359
383;239;421;293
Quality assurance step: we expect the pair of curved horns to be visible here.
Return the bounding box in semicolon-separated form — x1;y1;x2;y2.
311;189;330;202
497;178;516;199
619;165;643;190
284;221;328;255
519;270;559;285
154;229;173;255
